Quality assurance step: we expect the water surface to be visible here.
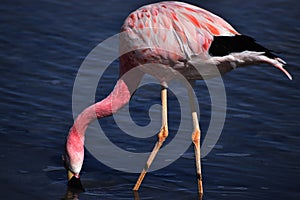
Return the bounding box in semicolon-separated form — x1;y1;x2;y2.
0;0;299;199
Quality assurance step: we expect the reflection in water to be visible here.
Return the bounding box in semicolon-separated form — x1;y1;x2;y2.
133;191;140;200
133;190;203;200
62;188;141;200
62;187;203;200
62;187;80;200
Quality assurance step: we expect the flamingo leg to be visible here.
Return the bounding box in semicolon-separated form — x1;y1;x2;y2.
189;89;204;198
133;86;169;191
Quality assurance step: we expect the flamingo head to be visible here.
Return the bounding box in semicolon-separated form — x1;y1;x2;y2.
62;128;85;191
62;151;84;191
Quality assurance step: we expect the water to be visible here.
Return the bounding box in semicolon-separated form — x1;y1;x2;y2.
1;0;299;199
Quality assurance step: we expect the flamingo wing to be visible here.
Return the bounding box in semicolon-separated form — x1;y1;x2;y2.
121;1;238;60
120;1;291;80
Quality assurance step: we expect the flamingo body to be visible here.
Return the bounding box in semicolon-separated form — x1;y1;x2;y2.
120;1;238;79
63;1;292;192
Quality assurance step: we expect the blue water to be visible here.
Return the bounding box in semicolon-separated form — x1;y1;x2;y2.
1;0;299;199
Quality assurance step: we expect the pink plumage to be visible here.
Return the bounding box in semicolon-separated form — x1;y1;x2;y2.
120;1;238;77
63;1;291;194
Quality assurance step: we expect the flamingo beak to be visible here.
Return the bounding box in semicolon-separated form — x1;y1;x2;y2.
67;170;84;191
67;170;75;181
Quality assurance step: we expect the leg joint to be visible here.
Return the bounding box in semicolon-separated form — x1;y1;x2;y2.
158;126;168;142
192;129;201;144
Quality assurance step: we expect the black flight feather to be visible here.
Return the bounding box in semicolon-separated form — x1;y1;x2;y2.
209;35;277;59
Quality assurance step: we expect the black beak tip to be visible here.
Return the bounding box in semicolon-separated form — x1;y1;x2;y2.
68;176;85;192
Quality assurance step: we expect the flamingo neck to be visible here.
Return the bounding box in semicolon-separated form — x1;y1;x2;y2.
65;79;132;174
66;69;143;174
71;79;132;138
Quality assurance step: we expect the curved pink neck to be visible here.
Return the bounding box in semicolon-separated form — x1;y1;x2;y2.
66;69;144;174
71;79;132;138
66;78;134;174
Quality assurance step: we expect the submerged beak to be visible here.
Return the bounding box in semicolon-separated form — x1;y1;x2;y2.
67;170;84;191
274;58;293;80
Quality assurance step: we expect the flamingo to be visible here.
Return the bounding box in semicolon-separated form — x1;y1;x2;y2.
63;1;292;196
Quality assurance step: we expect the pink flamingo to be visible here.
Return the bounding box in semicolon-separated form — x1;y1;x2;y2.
63;1;292;196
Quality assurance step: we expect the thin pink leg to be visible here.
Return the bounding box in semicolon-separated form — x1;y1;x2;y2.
133;86;168;191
